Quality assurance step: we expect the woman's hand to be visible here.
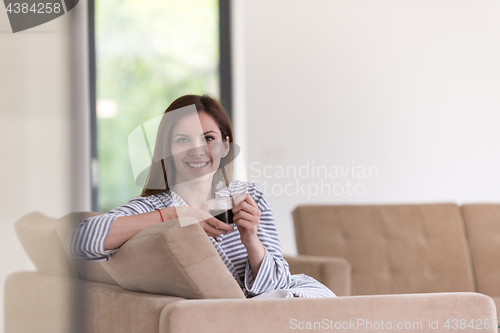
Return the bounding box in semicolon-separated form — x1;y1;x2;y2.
173;206;234;241
231;193;266;278
232;193;262;246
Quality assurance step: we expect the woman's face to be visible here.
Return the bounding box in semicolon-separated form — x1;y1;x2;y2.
170;111;229;185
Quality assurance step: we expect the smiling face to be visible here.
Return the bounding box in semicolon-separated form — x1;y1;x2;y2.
170;111;230;185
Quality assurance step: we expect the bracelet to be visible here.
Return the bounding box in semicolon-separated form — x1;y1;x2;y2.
156;209;164;222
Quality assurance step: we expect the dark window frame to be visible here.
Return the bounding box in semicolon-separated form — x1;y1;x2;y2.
88;0;98;211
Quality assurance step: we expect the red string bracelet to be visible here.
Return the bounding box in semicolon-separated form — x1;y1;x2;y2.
156;209;164;222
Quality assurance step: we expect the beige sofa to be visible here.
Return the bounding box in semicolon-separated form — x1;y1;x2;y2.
4;210;498;333
293;203;500;319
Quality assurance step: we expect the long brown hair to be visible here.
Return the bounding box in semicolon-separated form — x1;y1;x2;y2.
140;94;234;197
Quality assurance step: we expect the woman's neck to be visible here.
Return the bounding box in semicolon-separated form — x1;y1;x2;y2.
171;179;213;210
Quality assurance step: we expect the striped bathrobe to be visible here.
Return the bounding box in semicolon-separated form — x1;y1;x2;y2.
68;181;336;299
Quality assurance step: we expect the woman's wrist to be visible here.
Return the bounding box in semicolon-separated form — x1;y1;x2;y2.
243;235;263;254
241;232;260;247
160;207;178;222
244;237;265;279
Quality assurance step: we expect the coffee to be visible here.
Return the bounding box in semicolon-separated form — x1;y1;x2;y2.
210;209;235;224
206;196;235;224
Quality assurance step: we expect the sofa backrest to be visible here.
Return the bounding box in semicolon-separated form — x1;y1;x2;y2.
15;212;80;278
462;204;500;296
15;211;120;286
293;203;476;295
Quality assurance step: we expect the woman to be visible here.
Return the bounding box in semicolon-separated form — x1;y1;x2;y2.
69;94;336;299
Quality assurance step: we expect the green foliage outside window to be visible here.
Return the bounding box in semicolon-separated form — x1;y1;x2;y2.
96;0;219;212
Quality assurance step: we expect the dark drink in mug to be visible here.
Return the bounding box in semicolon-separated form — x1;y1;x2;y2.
206;196;235;224
210;209;234;224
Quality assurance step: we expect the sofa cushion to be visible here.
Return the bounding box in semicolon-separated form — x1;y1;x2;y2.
100;218;246;299
15;211;120;286
15;212;79;278
293;203;475;295
5;271;184;333
56;212;120;286
462;204;500;296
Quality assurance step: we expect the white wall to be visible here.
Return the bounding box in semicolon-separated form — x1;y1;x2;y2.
232;0;500;255
0;2;91;331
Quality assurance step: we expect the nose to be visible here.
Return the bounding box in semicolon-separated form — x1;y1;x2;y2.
188;140;208;157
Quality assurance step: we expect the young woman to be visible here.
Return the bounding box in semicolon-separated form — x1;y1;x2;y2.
69;94;336;298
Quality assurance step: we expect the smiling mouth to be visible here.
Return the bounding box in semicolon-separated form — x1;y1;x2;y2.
185;161;210;169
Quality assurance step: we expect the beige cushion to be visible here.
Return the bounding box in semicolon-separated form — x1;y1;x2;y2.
15;212;79;278
462;204;500;296
15;211;120;286
56;212;120;286
5;271;184;333
293;203;475;295
100;218;246;299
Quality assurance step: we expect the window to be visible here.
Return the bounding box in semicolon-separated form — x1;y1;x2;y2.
92;0;227;212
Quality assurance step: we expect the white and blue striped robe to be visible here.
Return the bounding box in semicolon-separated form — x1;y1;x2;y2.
68;181;336;299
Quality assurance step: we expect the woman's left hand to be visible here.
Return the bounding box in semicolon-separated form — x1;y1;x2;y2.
232;193;261;247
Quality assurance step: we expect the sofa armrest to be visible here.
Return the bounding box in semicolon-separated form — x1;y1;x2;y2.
161;293;498;333
284;254;351;296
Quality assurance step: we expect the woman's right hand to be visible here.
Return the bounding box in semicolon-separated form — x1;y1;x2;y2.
170;206;234;241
